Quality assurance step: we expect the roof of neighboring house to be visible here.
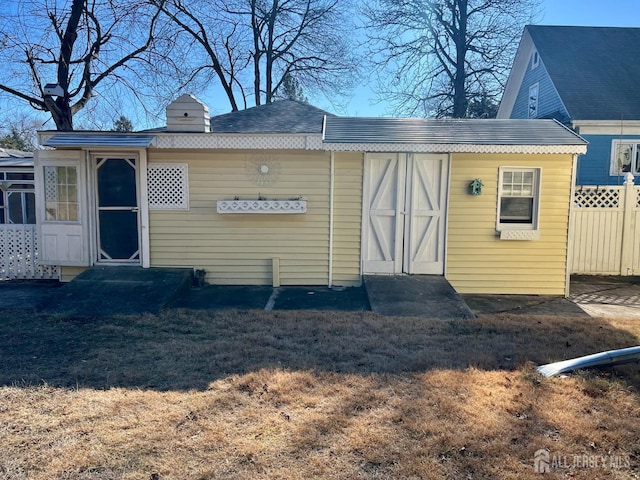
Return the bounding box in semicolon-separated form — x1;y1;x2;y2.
0;148;34;167
210;100;333;134
527;25;640;121
323;117;587;145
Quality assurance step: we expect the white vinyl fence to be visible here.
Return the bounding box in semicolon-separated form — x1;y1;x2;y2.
570;174;640;275
0;225;59;280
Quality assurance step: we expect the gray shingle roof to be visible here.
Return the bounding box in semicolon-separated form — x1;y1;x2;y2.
211;100;332;134
527;25;640;121
323;118;586;145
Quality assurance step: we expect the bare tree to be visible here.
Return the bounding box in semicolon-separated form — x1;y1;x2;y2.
241;0;356;105
0;0;167;130
152;0;249;111
362;0;540;118
156;0;358;110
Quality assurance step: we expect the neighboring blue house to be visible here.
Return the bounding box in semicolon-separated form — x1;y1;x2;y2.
498;25;640;185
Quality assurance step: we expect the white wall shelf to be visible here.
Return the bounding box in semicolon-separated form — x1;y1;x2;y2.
217;199;307;214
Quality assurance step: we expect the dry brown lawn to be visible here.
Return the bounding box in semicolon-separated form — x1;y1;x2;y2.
0;308;639;479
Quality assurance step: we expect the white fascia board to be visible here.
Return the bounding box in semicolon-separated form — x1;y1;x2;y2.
497;29;534;119
573;120;640;136
322;143;587;155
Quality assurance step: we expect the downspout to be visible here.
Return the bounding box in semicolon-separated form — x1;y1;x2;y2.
565;154;578;297
328;150;335;287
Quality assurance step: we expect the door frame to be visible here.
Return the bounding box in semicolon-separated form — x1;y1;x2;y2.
88;150;150;267
361;152;450;276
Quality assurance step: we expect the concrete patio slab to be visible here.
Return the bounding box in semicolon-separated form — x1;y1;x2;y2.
173;285;273;310
0;280;62;310
570;275;640;319
364;275;474;319
272;286;370;311
39;266;192;316
462;294;588;317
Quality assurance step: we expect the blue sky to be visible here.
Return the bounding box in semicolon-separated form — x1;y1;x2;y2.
2;0;639;129
341;0;640;117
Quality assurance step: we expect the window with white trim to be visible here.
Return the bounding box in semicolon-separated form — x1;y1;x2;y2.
528;83;539;118
532;50;540;69
610;140;640;175
0;169;35;224
497;167;541;231
43;165;79;222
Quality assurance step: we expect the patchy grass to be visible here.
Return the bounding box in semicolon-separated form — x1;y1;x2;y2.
1;309;639;479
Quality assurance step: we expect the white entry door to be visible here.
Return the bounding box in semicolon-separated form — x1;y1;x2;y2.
362;153;449;275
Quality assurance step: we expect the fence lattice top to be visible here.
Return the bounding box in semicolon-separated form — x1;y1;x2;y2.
574;187;621;208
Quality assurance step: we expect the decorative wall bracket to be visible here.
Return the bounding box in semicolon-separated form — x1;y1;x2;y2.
217;199;307;214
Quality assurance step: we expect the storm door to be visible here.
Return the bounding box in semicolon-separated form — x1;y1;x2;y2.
95;157;140;263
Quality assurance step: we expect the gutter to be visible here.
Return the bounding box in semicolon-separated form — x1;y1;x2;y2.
537;345;640;377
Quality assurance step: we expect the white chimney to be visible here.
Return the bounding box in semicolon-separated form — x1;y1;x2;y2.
166;94;210;132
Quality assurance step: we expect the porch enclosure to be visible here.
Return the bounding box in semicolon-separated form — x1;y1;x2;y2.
570;175;640;275
0;224;59;280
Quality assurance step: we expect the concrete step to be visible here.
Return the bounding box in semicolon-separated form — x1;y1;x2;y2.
364;275;474;319
40;266;192;317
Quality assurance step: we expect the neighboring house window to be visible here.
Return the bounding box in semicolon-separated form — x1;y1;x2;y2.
0;170;35;224
528;83;539;118
44;166;79;221
610;140;640;175
497;167;541;230
531;50;540;69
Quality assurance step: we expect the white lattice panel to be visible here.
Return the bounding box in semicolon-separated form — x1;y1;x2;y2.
574;187;622;209
154;134;323;150
0;225;59;280
499;229;541;240
636;187;640;208
147;163;189;210
44;167;58;201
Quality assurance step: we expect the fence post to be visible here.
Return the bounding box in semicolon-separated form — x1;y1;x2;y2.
620;172;636;276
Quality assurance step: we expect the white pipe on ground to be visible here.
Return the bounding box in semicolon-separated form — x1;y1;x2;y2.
537;345;640;377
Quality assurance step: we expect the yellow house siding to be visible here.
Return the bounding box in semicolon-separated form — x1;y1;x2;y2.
446;153;573;295
59;266;87;282
148;149;330;285
332;152;364;286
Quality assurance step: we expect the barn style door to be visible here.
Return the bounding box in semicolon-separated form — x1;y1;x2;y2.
363;153;448;275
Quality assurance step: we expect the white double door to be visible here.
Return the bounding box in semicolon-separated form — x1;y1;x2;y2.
362;153;449;275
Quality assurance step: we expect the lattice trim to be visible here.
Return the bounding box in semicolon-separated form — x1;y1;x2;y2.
574;187;622;209
499;229;540;240
155;134;323;150
322;143;588;154
217;199;307;214
0;225;59;279
636;187;640;208
148;163;189;210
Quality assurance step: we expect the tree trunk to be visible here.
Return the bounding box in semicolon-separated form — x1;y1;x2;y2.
452;0;468;118
44;93;74;131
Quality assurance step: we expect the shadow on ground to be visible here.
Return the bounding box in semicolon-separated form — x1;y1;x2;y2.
1;307;638;391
